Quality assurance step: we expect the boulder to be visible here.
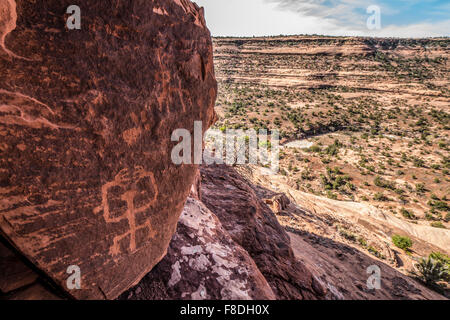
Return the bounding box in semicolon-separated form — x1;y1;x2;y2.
264;194;291;214
126;164;326;300
199;164;327;300
0;0;216;299
0;240;62;300
119;197;276;300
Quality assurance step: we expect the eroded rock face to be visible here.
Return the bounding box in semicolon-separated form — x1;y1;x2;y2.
120;198;276;300
199;165;327;300
0;0;216;299
121;164;327;300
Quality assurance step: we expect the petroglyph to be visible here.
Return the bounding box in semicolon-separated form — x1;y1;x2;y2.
0;89;75;129
94;167;159;256
0;0;31;60
0;89;54;114
0;0;217;299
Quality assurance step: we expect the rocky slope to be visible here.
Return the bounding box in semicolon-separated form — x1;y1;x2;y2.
120;164;445;300
241;165;447;299
119;164;328;300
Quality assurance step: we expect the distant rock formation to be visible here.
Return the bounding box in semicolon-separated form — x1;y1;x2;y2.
0;0;216;299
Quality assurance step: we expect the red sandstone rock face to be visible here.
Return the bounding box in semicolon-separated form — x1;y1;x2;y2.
0;0;216;299
120;197;276;300
199;165;327;300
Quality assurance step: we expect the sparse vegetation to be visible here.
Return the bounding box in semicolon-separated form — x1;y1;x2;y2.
392;235;413;252
212;36;450;273
411;257;449;287
400;208;417;220
431;221;446;229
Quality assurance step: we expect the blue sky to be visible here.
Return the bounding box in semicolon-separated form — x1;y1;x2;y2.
369;0;449;26
194;0;450;37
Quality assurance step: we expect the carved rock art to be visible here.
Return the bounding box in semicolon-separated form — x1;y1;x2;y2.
94;167;159;256
0;0;217;299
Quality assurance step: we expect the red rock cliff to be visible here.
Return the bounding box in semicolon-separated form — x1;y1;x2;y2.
0;0;217;299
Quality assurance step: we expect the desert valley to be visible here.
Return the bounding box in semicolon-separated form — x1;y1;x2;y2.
210;35;450;298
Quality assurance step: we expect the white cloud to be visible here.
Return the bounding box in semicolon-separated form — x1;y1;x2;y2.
373;20;450;38
194;0;450;37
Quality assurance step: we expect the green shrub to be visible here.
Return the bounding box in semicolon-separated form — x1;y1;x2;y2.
413;157;425;167
358;237;368;247
411;257;448;286
428;200;449;212
445;213;450;222
367;244;385;259
374;192;389;201
325;139;342;156
374;176;396;190
431;221;446;229
326;191;338;200
320;167;351;192
339;228;356;242
431;164;441;170
429;252;450;269
392;235;413;251
425;212;435;221
415;183;426;193
400;208;417;220
307;145;322;153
